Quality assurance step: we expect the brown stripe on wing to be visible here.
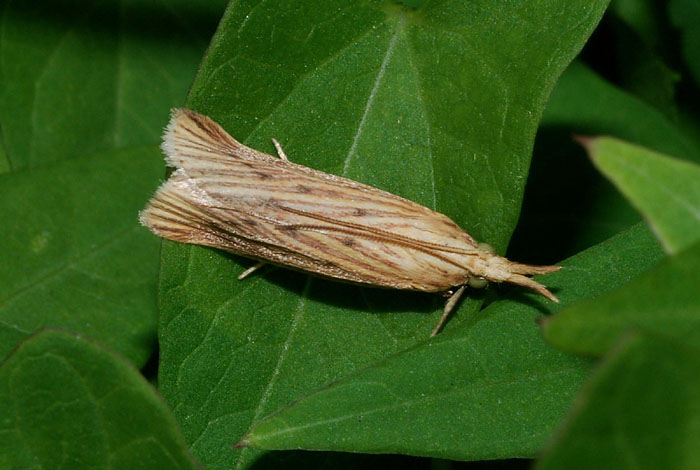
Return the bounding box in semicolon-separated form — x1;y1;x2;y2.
276;221;473;282
140;174;400;287
277;205;479;256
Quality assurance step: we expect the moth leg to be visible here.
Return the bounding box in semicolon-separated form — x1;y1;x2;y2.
271;138;289;161
237;261;266;280
430;285;467;337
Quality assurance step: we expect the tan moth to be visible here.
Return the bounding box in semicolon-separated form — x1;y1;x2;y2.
140;109;560;336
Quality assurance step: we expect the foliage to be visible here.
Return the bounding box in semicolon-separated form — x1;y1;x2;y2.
1;0;699;468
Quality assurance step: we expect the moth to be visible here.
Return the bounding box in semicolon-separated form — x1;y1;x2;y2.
140;109;560;336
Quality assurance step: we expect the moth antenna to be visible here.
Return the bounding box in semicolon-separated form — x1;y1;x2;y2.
506;273;559;303
508;262;561;276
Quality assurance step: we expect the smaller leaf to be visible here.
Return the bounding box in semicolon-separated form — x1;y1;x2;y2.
608;13;679;118
580;136;700;253
536;333;700;470
0;329;198;470
611;0;667;50
669;0;700;88
543;240;700;354
511;61;698;265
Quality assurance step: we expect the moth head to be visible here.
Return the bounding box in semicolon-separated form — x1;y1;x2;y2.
467;276;488;289
475;244;561;302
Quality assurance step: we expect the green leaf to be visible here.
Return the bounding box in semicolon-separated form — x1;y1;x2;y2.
157;0;610;466
509;61;698;265
611;0;666;49
609;0;683;118
185;1;610;249
0;0;229;366
583;136;700;254
607;12;679;118
0;147;163;366
669;0;700;88
0;143;9;175
536;333;700;470
238;224;665;460
542;240;700;355
540;62;697;161
0;0;227;171
0;329;199;470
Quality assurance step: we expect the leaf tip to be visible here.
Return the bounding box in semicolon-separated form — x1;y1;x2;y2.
232;438;250;449
231;434;250;449
572;134;595;154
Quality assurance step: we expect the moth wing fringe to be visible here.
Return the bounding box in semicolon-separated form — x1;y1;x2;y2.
139;170;224;247
162;108;273;170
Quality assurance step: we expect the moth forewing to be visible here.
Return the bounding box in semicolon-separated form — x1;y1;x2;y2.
140;108;561;335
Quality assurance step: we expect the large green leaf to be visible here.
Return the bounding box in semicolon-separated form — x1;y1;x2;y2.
0;329;199;470
584;137;700;254
536;333;700;470
0;0;228;365
0;0;227;172
157;0;609;466
543;240;700;355
0;147;163;366
238;224;664;459
0;142;9;175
